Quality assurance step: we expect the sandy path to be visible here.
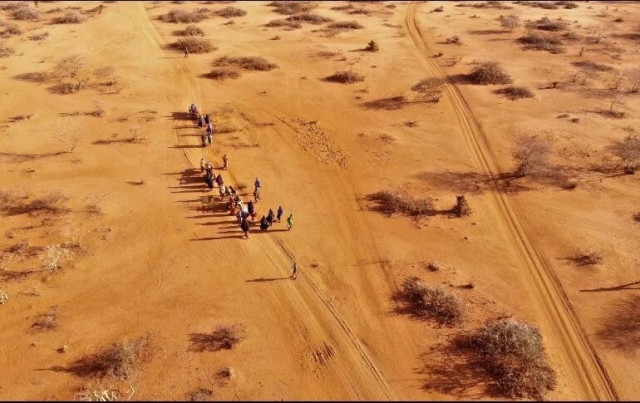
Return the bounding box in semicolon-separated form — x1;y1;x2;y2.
404;3;618;401
132;2;398;399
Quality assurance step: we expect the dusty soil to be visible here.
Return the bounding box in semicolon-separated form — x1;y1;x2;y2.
0;1;638;400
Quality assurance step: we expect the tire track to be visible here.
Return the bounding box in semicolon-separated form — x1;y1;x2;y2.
273;237;395;400
403;3;618;400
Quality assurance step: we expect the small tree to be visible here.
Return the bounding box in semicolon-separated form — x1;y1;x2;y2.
512;135;551;177
500;14;520;31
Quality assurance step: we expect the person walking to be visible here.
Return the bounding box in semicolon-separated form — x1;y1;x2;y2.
240;218;250;238
291;263;298;280
267;208;274;227
287;214;294;230
200;133;206;148
206;122;213;147
197;115;204;129
215;173;224;187
222;154;228;170
260;216;269;231
253;187;261;203
200;157;206;174
276;206;283;222
254;177;262;191
204;114;210;125
184;46;189;58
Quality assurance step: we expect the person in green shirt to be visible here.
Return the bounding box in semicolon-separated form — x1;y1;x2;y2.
286;214;294;230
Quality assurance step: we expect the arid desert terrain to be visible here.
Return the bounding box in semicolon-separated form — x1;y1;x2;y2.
1;0;639;401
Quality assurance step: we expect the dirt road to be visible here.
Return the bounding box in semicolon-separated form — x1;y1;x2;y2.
404;3;618;401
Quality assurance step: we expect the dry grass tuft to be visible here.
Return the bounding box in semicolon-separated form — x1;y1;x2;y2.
171;38;216;53
494;85;534;100
327;20;363;29
455;318;557;399
285;12;332;25
268;1;318;15
204;67;241;81
63;336;150;379
519;32;565;53
53;11;85;24
160;8;211;23
469;61;513;85
364;40;379;52
325;70;364;84
189;324;247;352
212;56;277;71
216;6;246;18
175;24;205;36
399;276;464;325
366;190;434;218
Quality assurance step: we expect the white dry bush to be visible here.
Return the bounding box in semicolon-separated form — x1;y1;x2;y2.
41;244;73;271
0;290;8;305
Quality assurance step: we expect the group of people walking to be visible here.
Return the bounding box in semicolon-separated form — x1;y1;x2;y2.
193;104;293;240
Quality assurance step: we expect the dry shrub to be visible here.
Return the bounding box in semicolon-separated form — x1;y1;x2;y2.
204;67;241;81
571;60;613;72
606;135;640;171
453;195;471;217
562;31;580;41
45;7;63;14
633;212;640;223
325;70;364;84
189;324;247;352
212;56;277;71
500;14;520;31
400;277;464;325
469;61;513;85
1;23;22;37
1;2;29;11
0;42;15;58
364;39;378;52
455;318;557;399
411;77;447;93
216;6;246;18
513;135;551;177
93;66;119;87
494;85;534;100
286;13;332;25
13;6;41;20
527;16;567;31
53;11;85;24
366;190;434;218
433;6;444;12
25;192;70;215
556;1;578;9
189;388;213;401
268;1;318;15
445;35;462;45
160;8;211;23
569;249;603;266
51;54;92;94
41;244;73;270
175;24;204;36
31;310;58;331
265;19;301;29
172;38;216;53
64;336;150;379
29;31;49;41
519;32;565;53
328;20;362;29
